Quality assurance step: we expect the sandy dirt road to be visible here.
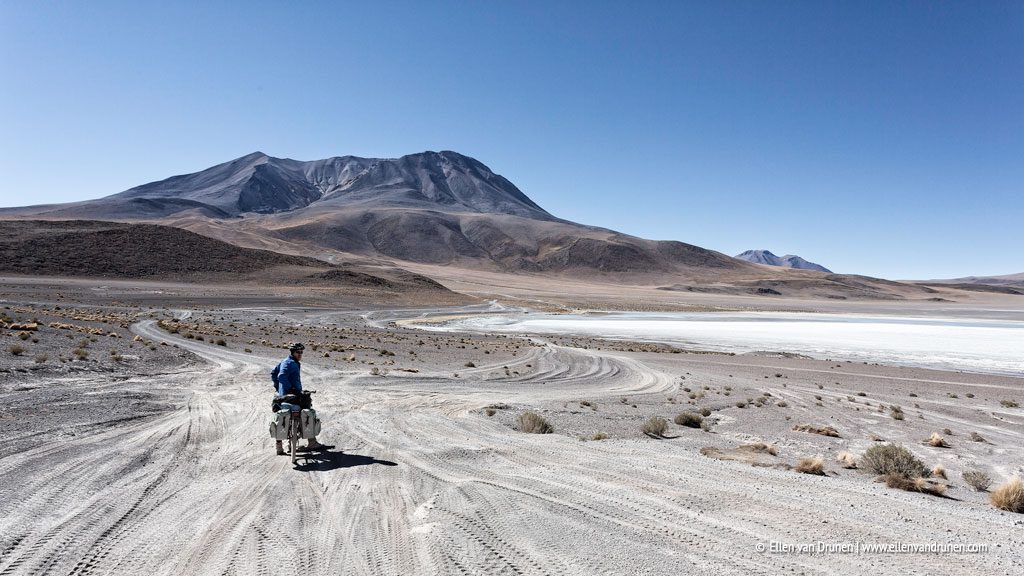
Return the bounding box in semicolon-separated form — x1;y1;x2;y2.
0;314;1021;575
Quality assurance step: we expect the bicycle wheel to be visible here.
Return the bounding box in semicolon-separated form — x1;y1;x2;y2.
290;418;298;464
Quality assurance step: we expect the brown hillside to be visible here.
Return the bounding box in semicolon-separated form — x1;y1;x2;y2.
0;220;458;302
0;220;326;279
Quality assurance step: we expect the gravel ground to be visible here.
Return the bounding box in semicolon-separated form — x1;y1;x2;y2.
0;278;1021;575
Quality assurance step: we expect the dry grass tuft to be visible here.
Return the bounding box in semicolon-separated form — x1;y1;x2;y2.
674;412;703;428
861;444;927;478
962;470;992;492
931;464;947;479
516;412;552;434
889;405;905;420
591;432;609;441
792;424;840;437
700;442;779;466
926;432;949;448
744;442;779;456
990;476;1024;513
795;457;826;475
9;344;25;356
641;416;668;437
836;451;857;469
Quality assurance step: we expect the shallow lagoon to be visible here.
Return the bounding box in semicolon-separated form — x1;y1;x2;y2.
435;312;1024;376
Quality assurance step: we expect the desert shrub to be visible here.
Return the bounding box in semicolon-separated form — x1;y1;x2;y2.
464;361;476;368
885;475;947;496
18;332;30;341
516;412;552;434
1000;400;1020;408
580;400;592;407
641;416;667;437
942;428;953;435
969;431;986;443
889;405;904;420
792;424;840;438
9;344;25;356
962;470;991;492
674;412;703;428
776;401;788;408
699;407;712;417
591;432;609;441
989;477;1024;513
926;432;949;448
836;451;857;469
931;464;947;479
33;353;48;364
369;366;389;376
735;400;747;408
216;339;227;347
795;457;825;475
73;348;88;360
965;393;974;398
485;408;496;417
861;444;927;478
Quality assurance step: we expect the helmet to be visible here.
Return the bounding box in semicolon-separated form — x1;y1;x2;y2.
289;342;305;352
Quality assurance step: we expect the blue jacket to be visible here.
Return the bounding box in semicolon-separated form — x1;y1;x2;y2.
271;356;302;396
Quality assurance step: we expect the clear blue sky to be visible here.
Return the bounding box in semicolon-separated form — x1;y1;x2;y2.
2;1;1021;279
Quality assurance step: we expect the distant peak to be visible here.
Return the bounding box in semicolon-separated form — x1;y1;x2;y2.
735;249;831;273
736;249;777;258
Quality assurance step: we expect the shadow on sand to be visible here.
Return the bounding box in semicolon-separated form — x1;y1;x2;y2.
293;448;397;472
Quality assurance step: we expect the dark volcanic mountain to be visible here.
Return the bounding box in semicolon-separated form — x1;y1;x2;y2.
3;151;747;276
15;151;553;221
1;151;945;299
735;250;832;273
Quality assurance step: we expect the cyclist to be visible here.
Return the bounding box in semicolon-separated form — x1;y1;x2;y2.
271;342;323;454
